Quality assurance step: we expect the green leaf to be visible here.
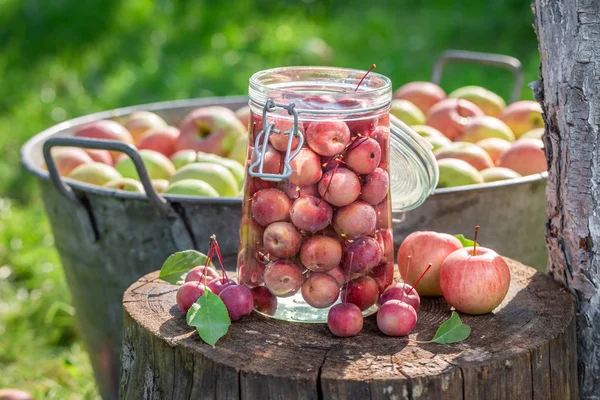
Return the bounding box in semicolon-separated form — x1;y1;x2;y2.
432;312;471;344
186;290;231;346
454;234;475;248
158;250;210;284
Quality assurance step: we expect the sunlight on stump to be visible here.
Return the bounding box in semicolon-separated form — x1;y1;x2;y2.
120;259;576;399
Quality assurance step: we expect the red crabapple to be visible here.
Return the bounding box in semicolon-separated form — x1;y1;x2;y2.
305;121;351;157
341;276;379;311
370;125;389;166
300;236;342;272
250;143;283;174
251;189;291;227
185;265;220;283
282;181;318;200
289;147;323;186
327;303;364;337
290;195;333;233
359;168;389;205
345;137;381;174
268;118;304;152
318;168;361;207
379;283;421;312
326;265;347;286
176;281;206;313
374;228;394;263
251;286;277;315
207;277;236;295
369;262;394;294
219;284;254;321
264;259;304;297
301;273;340;308
377;300;417;336
263;222;302;258
343;237;382;275
333;201;376;239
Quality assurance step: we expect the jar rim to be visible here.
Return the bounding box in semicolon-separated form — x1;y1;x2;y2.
249;66;392;115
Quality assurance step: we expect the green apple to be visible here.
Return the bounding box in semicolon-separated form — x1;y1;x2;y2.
437;158;484;188
151;179;169;193
435;141;494;171
228;135;248;165
165;179;219;197
115;149;175;180
459;116;515;143
449;85;506;117
520;127;544;140
170;162;238;197
170;149;198;169
480;167;521;182
411;125;445;138
67;162;122;186
500;100;544;138
390;99;425;125
425;135;452;151
104;178;145;193
196;152;245;186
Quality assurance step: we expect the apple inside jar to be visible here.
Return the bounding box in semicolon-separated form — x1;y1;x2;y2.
238;107;393;318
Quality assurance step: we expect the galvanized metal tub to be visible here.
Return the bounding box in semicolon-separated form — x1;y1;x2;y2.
21;95;546;399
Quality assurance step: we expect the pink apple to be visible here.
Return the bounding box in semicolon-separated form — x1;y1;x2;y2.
397;231;462;296
393;81;446;113
440;245;510;315
475;137;512;164
499;100;544;138
175;106;246;156
434;142;494;171
496;138;547;176
137;126;180;157
426;99;484;141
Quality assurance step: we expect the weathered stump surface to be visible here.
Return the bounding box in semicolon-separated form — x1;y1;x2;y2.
120;259;576;400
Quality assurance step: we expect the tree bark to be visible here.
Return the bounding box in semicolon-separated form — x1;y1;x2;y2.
534;1;600;398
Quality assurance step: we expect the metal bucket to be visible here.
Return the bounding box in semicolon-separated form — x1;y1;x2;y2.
21;95;546;399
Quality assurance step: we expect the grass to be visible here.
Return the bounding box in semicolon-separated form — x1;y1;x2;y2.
0;0;539;397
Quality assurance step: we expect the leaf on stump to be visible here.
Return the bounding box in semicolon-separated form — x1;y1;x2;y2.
432;311;471;344
454;234;475;248
186;290;231;346
158;250;210;284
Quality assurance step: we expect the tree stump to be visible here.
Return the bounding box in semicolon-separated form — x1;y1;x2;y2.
120;258;576;400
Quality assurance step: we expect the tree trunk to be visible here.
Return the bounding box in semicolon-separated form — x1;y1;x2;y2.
534;1;600;398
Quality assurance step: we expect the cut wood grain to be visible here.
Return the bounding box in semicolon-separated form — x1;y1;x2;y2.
120;258;576;400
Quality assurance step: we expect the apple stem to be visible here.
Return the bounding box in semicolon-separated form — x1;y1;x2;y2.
354;64;376;92
318;156;342;206
210;235;228;281
473;225;480;255
406;263;432;295
202;244;215;288
401;256;412;302
344;252;354;303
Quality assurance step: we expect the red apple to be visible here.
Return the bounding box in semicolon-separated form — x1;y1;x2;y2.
397;231;462;296
137;126;180;157
393;81;446;114
440;244;510;315
426;98;484;141
176;106;246;156
499;100;544;138
496;138;547;176
74;120;134;160
434;142;494;171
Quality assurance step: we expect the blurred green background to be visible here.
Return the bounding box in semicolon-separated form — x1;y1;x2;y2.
0;0;538;398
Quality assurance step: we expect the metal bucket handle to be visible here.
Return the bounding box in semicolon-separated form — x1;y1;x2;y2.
42;137;176;218
431;50;524;104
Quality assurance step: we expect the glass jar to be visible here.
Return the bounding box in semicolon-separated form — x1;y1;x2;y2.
237;66;437;322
